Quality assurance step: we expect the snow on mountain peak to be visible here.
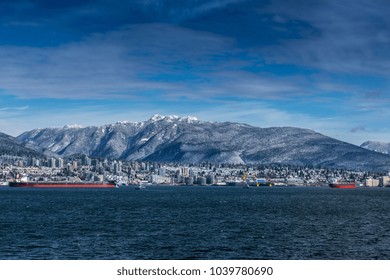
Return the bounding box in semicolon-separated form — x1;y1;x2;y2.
165;115;179;121
149;114;199;123
150;114;164;122
179;116;198;123
115;121;131;125
63;124;84;129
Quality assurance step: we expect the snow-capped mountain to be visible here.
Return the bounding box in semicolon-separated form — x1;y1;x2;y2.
360;141;390;155
0;132;42;158
17;115;390;170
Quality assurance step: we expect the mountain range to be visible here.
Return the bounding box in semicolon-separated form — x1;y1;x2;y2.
0;132;42;158
11;114;390;171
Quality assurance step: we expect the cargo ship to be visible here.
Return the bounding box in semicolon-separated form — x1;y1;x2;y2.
255;179;274;187
240;174;274;187
329;179;356;189
9;181;117;188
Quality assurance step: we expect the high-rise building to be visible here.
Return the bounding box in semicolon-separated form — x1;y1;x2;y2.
113;161;122;175
58;158;64;168
49;158;56;168
158;168;166;177
181;167;189;177
83;156;92;166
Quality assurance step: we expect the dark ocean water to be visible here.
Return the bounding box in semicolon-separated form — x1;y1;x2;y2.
1;186;390;260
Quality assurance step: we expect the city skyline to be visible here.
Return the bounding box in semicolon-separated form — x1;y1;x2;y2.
1;0;390;145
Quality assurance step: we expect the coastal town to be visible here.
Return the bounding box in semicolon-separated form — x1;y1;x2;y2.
1;156;390;188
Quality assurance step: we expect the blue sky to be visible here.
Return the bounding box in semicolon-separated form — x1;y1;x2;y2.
1;0;390;145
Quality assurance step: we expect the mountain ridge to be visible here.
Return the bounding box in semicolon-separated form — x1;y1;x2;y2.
360;141;390;155
0;132;43;158
16;115;390;171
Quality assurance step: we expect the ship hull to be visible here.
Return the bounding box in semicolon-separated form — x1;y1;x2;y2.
9;182;116;188
256;182;274;187
329;183;356;189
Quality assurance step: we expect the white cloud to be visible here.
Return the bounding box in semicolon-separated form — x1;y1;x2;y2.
0;105;29;111
0;23;237;100
262;0;390;75
0;22;320;103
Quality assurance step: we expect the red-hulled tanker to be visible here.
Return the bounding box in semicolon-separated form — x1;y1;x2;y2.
9;181;117;188
329;180;356;189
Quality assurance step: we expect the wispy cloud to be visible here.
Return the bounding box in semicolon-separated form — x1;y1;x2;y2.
0;105;29;111
261;0;390;75
0;22;315;102
1;0;389;105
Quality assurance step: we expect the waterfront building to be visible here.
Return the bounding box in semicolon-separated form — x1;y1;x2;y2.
181;167;189;177
379;176;390;187
185;176;194;185
206;174;215;185
365;178;380;187
198;177;207;186
158;168;166;177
